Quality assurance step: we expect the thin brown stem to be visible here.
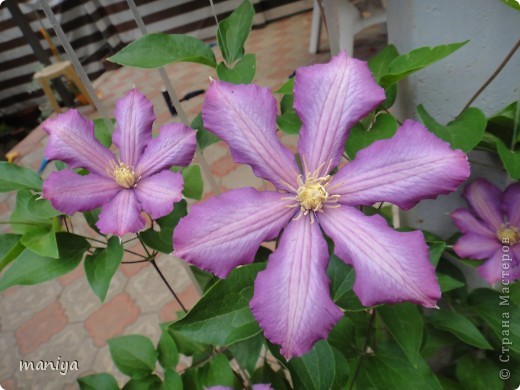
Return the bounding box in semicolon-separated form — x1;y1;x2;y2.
461;39;520;114
122;258;151;264
150;258;187;312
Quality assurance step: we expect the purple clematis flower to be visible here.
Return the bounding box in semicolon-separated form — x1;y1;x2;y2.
451;179;520;284
173;52;470;359
42;89;196;236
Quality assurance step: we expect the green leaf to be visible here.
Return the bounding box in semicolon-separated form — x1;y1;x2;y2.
108;335;158;379
429;310;492;349
228;333;263;374
456;354;504;390
216;53;256;84
417;105;486;152
0;234;24;272
501;0;520;11
182;165;203;200
84;236;123;302
275;78;295;94
198;354;235;388
93;118;114;148
0;162;42;192
288;340;336;390
327;255;368;311
437;273;465;292
381;41;468;88
379;303;423;367
162;369;183;390
0;233;89;291
277;112;302;134
192;112;220;150
331;347;350;390
122;375;161;390
109;33;216;68
252;361;289;389
9;190;53;234
84;208;102;235
170;263;264;345
168;329;210;357
345;113;398;158
21;224;58;258
217;0;254;64
427;240;446;267
368;44;399;83
496;139;520;179
157;331;179;370
78;373;119;390
190;266;218;293
328;314;369;360
486;101;518;145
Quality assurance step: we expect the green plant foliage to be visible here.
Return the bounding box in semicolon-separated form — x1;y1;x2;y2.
163;369;183;390
288;340;337;390
193;112;220;150
275;77;295;94
123;375;162;390
78;373;119;390
84;236;124;302
198;354;236;388
157;330;179;370
182;165;203;200
109;33;217;68
0;162;43;192
456;354;504;390
496;139;520;179
170;263;265;345
0;233;89;291
417;105;486;152
345;112;398;159
327;255;369;311
368;44;399;83
0;234;24;272
9;190;55;234
20;224;58;258
228;333;264;374
217;53;256;84
217;0;254;64
93;118;114;148
380;41;468;88
108;335;158;379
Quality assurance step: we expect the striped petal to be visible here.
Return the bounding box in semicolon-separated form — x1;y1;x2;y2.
503;182;520;227
320;205;441;308
477;246;520;284
450;209;495;237
43;109;116;177
137;123;196;177
173;188;295;278
463;179;503;230
453;233;500;260
134;170;183;219
250;218;342;359
97;189;145;236
202;80;299;192
43;170;120;215
113;89;155;166
295;51;384;174
330;120;469;210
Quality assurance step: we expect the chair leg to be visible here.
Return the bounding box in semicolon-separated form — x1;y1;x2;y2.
37;77;61;113
65;66;96;109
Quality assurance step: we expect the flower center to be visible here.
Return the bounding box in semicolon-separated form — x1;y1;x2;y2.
296;178;329;212
497;225;519;246
109;161;139;188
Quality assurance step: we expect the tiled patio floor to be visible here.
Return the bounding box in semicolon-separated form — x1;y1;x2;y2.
0;11;385;389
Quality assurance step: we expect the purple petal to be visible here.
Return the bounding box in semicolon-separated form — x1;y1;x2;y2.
295;52;385;174
252;385;273;390
134;170;183;219
453;233;500;260
43;110;116;177
43;170;120;215
477;246;520;284
137;123;196;177
173;188;295;278
320;205;441;307
96;189;145;236
463;179;503;230
503;182;520;226
251;218;342;359
113;89;155;166
450;209;495;237
202;80;299;192
330;120;469;210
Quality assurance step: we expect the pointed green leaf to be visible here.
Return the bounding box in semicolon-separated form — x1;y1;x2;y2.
193;113;220;150
380;41;468;87
368;44;399;83
0;162;43;192
456;354;504;390
417;105;486;152
0;233;89;291
108;335;158;379
198;354;235;388
275;78;295;94
84;236;123;302
437;273;465;292
140;200;187;253
379;303;423;367
345;113;398;158
217;0;254;64
21;224;58;258
9;190;53;234
157;330;179;370
430;309;492;349
109;33;216;68
252;360;289;390
162;369;182;390
182;165;203;200
170;263;264;345
122;375;161;390
216;53;256;84
287;340;336;390
277;112;302;134
93;118;115;148
228;333;263;374
496;139;520;179
0;234;24;272
78;373;119;390
84;208;102;235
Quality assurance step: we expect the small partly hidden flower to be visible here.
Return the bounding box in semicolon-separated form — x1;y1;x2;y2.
451;179;519;284
43;89;196;236
206;385;272;390
173;52;470;359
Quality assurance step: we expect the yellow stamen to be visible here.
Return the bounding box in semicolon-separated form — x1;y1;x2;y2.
497;225;519;246
108;161;139;188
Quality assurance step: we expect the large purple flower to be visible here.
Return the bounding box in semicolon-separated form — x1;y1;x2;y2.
43;89;196;236
451;179;520;284
173;52;470;358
